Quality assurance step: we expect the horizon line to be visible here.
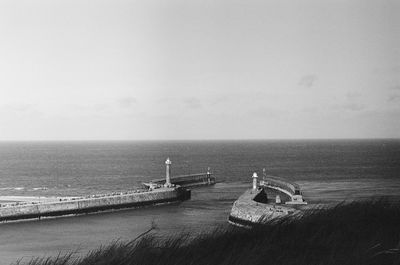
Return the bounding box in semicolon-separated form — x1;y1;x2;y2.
0;137;399;142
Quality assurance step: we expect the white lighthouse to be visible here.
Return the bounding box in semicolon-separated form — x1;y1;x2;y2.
165;158;172;187
252;172;258;190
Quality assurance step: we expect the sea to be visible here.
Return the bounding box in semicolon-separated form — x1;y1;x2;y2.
0;140;399;264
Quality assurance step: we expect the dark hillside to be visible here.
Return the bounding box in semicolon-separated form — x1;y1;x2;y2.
15;199;400;265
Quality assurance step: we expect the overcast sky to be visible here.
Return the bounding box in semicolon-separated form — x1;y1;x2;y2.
0;0;399;140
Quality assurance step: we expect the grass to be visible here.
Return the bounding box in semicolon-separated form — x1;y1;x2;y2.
13;199;400;265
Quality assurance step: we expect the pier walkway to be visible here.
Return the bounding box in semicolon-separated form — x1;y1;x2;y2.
0;158;194;223
151;172;215;188
229;172;307;227
260;176;306;205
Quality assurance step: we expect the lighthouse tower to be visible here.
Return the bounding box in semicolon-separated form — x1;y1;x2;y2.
165;158;172;187
252;172;258;190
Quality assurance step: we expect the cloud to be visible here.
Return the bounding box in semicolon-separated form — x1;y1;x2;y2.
388;94;400;102
374;66;400;75
389;85;400;90
0;103;35;112
209;95;229;106
249;107;283;118
65;103;109;112
346;92;362;100
298;74;318;88
0;104;43;120
301;107;317;113
332;103;366;111
117;97;137;108
93;104;109;111
183;97;202;109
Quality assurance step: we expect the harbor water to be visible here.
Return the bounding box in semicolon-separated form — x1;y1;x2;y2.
0;140;399;264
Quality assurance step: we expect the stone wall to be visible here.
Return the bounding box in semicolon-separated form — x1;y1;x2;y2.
229;189;297;227
0;187;188;222
152;173;216;187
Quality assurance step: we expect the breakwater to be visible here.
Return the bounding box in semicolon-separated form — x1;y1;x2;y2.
229;172;307;227
259;176;306;205
229;188;297;227
151;172;215;188
0;158;194;222
0;186;190;222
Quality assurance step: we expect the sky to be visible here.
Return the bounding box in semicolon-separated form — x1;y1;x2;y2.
0;0;399;140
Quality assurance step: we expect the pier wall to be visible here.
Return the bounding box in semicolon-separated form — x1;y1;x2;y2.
260;176;306;204
228;189;295;227
152;173;216;187
229;174;308;227
260;177;300;195
0;187;190;222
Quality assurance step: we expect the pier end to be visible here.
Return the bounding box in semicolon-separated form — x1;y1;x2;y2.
165;158;172;187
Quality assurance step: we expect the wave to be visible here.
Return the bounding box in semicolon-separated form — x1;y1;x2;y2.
0;187;25;190
0;187;48;191
32;187;48;191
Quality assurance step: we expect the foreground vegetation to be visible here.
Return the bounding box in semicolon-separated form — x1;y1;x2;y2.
14;199;400;265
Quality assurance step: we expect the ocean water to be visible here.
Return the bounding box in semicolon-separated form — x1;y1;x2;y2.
0;140;399;264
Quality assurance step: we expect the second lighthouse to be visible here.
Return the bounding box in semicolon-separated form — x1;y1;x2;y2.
165;158;172;187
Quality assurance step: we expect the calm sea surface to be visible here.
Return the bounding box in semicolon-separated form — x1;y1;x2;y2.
0;140;399;264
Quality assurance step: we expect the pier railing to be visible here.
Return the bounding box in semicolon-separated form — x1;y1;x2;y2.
151;172;215;187
260;176;306;204
260;176;301;196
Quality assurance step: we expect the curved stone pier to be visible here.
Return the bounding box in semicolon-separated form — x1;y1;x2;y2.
260;176;307;205
229;174;307;227
229;189;298;227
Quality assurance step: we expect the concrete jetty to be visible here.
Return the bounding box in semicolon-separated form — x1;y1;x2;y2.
229;189;298;227
150;166;216;188
259;169;306;205
229;170;307;227
0;158;191;222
